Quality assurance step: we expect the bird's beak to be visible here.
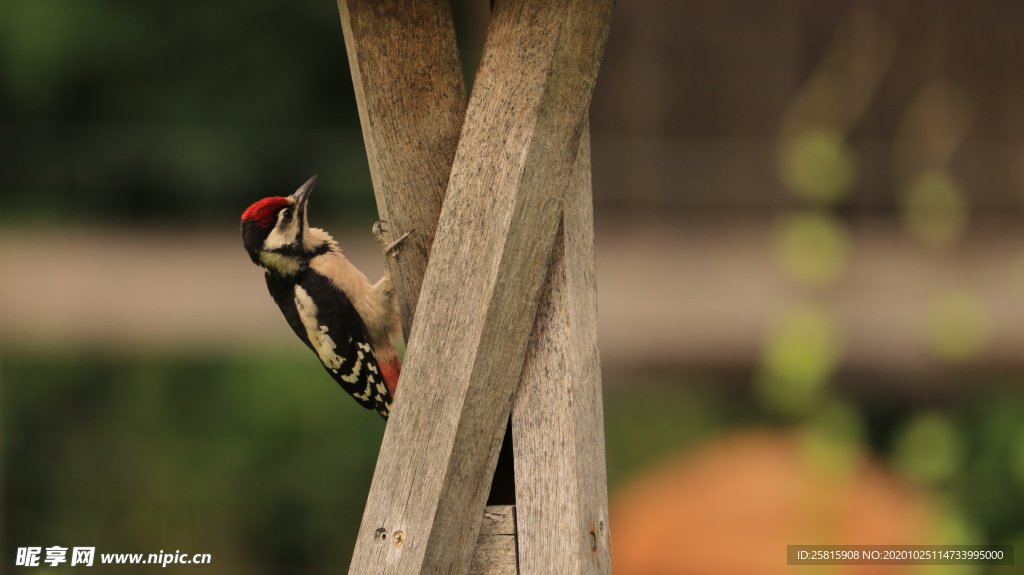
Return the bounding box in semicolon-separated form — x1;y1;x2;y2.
292;175;317;212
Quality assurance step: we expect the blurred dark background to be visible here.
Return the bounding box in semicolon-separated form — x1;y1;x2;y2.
3;0;1024;573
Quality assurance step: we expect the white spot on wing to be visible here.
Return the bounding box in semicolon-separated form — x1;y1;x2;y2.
341;351;364;384
353;381;372;401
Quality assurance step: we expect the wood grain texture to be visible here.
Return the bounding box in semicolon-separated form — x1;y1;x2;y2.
468;506;518;575
346;0;613;573
336;0;466;339
468;538;517;575
511;122;611;575
479;506;516;536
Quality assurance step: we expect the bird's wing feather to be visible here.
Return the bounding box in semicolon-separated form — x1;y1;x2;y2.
266;272;315;351
266;269;393;418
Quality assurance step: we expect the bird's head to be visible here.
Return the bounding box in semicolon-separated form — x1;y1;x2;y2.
240;175;319;274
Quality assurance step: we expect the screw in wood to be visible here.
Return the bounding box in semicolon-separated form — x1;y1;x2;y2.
394;531;405;548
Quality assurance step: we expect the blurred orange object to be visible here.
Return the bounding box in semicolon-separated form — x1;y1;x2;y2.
609;431;933;575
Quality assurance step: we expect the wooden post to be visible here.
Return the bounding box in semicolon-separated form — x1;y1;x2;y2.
336;0;467;339
337;1;613;573
511;121;611;575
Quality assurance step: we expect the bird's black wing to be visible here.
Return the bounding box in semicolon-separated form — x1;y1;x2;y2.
265;272;314;350
265;269;392;417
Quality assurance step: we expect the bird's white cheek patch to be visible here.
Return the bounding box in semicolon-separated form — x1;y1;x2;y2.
294;285;345;372
264;211;298;250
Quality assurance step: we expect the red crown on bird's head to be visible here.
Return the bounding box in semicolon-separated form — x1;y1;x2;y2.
241;197;290;228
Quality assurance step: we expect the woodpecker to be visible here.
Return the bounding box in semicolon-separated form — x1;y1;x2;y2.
240;176;411;419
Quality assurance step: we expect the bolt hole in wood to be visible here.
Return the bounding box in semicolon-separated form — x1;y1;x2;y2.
373;528;387;544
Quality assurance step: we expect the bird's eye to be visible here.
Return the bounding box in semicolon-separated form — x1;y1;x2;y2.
281;209;291;219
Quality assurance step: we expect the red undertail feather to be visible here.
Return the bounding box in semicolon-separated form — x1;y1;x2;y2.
381;357;401;398
373;341;402;398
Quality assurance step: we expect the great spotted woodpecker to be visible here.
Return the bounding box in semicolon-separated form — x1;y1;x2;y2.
240;176;411;418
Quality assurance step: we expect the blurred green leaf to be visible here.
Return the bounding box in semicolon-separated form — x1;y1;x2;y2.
2;351;385;573
756;303;842;417
892;411;964;486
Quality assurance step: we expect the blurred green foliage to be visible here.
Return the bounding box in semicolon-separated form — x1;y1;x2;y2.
603;379;745;489
892;411;965;485
778;126;858;204
4;356;1024;572
604;375;1024;558
772;210;851;289
956;394;1024;544
0;0;477;225
2;352;386;573
755;303;843;417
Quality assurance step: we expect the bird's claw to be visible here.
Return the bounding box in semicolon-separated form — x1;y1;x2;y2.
372;220;388;247
373;220;413;259
383;230;413;259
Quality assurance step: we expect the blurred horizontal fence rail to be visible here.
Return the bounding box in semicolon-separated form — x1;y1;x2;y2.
2;217;1023;381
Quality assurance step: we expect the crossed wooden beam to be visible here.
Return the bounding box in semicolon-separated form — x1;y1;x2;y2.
336;1;614;573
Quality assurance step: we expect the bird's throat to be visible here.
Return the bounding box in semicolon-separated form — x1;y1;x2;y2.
260;252;302;276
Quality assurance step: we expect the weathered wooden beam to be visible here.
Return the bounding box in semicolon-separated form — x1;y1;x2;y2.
336;0;466;339
468;506;518;575
346;0;613;573
511;122;611;575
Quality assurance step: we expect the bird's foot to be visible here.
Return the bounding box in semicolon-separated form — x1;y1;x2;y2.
373;220;413;259
383;230;413;259
372;220;388;247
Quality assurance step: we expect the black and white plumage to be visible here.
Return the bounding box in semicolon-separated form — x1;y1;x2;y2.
240;176;408;419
